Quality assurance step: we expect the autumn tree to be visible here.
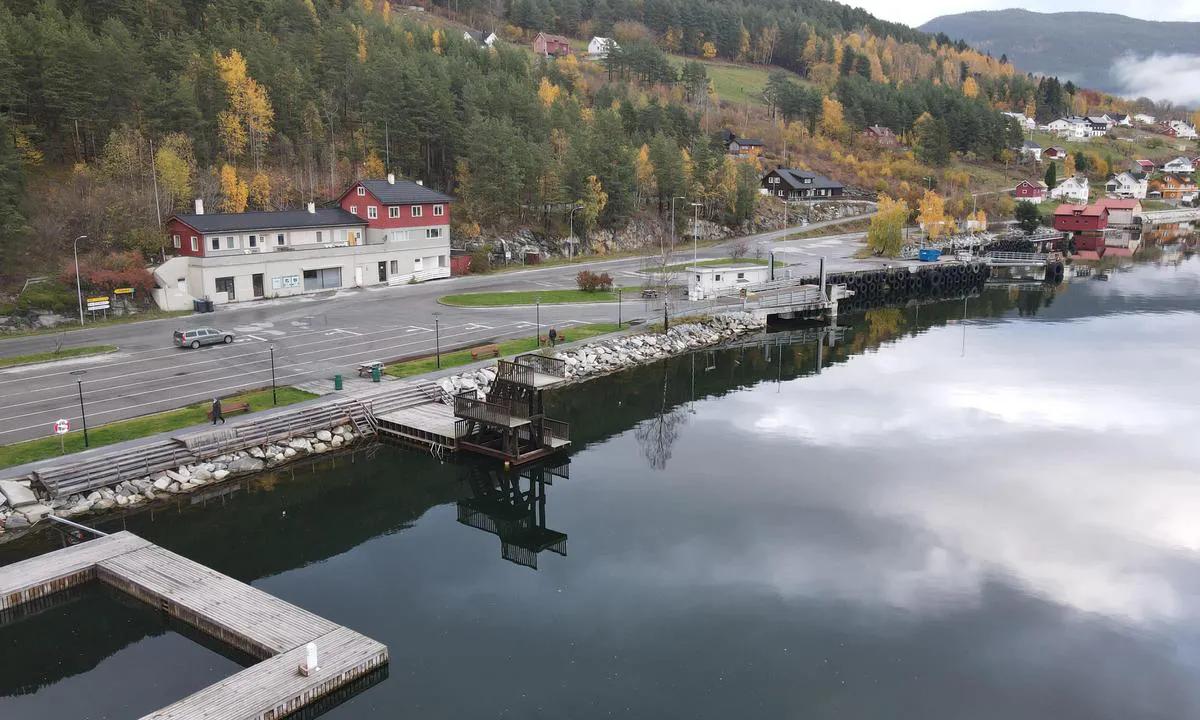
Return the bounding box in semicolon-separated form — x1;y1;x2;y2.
867;195;909;256
818;97;848;141
155;145;192;210
635;143;655;206
220;164;249;213
537;77;561;106
213;49;275;167
917;189;953;241
249;172;272;210
578;175;607;237
962;76;979;98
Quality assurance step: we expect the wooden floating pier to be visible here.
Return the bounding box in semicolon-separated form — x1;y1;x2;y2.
0;531;388;719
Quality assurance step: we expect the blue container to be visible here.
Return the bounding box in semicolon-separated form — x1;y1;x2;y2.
918;248;942;262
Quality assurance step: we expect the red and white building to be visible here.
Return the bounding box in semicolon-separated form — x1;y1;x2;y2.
154;175;451;309
1053;203;1109;252
1013;180;1048;204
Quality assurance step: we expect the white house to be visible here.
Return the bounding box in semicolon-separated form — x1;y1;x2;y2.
1044;118;1071;134
687;264;770;301
1050;175;1090;203
1105;172;1148;200
1046;117;1090;140
1165;120;1198;139
1002;111;1036;130
587;37;618;59
1019;140;1042;162
1133;113;1156;125
1162;156;1196;174
1105;113;1132;127
485;31;498;47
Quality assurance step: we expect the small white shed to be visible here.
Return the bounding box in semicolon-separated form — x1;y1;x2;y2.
687;264;770;300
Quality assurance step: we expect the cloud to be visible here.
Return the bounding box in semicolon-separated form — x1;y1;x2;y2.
1111;53;1200;105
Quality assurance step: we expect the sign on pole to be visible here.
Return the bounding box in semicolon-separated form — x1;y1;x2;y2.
86;296;110;311
113;287;135;295
53;419;70;434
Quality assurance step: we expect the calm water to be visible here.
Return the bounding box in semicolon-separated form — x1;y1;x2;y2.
3;255;1200;719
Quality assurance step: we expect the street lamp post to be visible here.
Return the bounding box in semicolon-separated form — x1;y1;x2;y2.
433;312;441;368
617;288;622;327
535;297;541;347
269;345;277;405
691;202;702;299
70;370;89;448
669;196;686;255
568;204;583;261
72;235;88;327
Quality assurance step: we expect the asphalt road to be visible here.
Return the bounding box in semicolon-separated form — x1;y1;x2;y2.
0;214;877;444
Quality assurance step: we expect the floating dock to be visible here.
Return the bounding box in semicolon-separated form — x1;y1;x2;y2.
0;531;387;719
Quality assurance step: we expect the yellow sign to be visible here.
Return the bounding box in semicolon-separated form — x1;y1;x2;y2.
87;296;109;303
114;287;135;294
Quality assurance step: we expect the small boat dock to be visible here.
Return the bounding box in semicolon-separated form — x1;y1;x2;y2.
0;530;387;719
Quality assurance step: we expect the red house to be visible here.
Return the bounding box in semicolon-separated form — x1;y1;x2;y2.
1013;180;1048;204
861;125;898;147
335;174;452;245
532;32;571;57
1053;203;1109;251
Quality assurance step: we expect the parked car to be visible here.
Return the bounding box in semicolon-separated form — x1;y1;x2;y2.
173;327;235;348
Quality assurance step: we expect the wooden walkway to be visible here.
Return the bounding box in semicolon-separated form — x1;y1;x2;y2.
375;401;460;451
0;531;388;719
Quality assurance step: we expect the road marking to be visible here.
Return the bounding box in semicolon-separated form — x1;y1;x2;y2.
462;323;493;330
405;326;431;333
244;334;269;342
514;321;536;328
323;328;362;337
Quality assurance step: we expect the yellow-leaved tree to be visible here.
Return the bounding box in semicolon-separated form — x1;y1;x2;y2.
363;150;385;178
867;195;909;257
213;49;274;167
219;164;249;213
156;146;192;210
962;76;979;98
635;144;655;205
538;77;561;106
701;41;717;59
819;97;848;141
578;175;608;237
249;172;272;210
917;189;954;241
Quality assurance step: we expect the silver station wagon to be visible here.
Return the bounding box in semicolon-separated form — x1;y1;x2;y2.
173;327;235;348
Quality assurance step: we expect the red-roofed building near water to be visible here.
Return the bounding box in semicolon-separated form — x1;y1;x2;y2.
1053;203;1109;252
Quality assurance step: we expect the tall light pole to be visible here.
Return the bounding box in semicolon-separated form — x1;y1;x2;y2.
535;296;541;347
568;204;583;261
691;202;702;299
670;196;686;254
72;235;88;327
269;345;277;405
70;370;89;448
433;312;441;368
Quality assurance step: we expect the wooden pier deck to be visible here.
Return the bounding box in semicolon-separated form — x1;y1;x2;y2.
0;531;388;719
375;401;460;451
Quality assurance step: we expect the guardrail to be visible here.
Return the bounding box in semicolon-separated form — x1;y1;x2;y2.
540;417;570;446
514;353;566;378
454;392;530;426
496;359;536;387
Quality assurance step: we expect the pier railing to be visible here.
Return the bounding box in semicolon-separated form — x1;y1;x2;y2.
453;392;531;426
496;359;536;387
515;353;567;378
540;418;570;446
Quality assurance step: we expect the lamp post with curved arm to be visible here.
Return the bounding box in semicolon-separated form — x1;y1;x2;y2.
73;235;88;326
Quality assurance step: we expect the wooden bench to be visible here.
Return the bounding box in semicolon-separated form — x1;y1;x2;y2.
470;344;500;360
357;361;384;377
641;289;660;299
208;400;249;420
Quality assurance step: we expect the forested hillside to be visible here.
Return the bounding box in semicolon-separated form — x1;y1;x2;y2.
0;0;1033;293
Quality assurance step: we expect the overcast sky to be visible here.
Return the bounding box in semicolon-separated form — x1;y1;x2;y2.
846;1;1200;28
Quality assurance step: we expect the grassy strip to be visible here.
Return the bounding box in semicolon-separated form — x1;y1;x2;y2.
0;386;317;469
781;218;872;240
0;345;118;368
642;257;780;274
0;310;194;339
385;323;624;378
439;288;639;307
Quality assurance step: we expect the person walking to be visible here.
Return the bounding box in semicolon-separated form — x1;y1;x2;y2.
211;398;224;425
548;327;557;347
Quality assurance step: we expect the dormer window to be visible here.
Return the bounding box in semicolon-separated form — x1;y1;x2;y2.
356;186;366;197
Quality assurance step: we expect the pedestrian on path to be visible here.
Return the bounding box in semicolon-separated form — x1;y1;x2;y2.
548;327;557;347
211;398;224;425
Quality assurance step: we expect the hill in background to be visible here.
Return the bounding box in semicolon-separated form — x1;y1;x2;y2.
920;10;1200;101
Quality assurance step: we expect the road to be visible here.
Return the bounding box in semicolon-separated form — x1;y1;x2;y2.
0;214;876;444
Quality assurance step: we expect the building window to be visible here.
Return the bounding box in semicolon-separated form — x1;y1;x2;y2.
225;236;235;249
433;204;445;216
172;234;181;248
411;205;423;218
439;255;447;267
248;235;258;248
388;206;400;218
389;260;398;274
737;272;745;280
215;276;235;300
356;186;366;196
276;234;285;246
316;231;323;243
349;205;357;215
425;228;441;239
714;274;722;281
210;236;220;251
190;236;198;252
367;206;378;219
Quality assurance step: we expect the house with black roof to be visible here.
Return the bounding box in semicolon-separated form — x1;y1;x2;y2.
761;167;845;200
159;174;451;307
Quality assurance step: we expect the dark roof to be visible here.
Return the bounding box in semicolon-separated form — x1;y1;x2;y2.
171;208;364;234
354;179;453;205
734;137;764;146
769;168;845;191
1022;140;1041;148
464;30;485;43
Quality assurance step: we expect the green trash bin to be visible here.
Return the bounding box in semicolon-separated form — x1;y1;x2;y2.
334;374;343;391
371;365;382;383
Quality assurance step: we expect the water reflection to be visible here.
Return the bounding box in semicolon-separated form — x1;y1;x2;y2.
456;460;570;570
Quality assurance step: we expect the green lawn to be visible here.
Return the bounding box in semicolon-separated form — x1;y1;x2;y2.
439;288;638;307
385;323;624;378
0;345;117;369
643;257;778;274
0;386;317;469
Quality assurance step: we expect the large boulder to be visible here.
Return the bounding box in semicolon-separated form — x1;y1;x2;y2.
229;456;266;474
153;477;171;491
0;480;37;508
4;513;30;530
316;430;333;442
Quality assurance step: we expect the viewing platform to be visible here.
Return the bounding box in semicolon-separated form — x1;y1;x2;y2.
0;531;388;719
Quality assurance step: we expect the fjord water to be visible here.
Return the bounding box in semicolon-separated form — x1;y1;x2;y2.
3;256;1200;719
